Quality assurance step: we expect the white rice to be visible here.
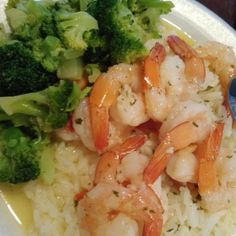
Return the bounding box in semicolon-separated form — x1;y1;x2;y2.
23;133;236;236
24;142;97;236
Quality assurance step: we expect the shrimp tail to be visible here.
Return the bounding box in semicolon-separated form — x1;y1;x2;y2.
167;35;205;83
143;43;166;90
196;122;224;194
89;75;119;153
89;103;109;153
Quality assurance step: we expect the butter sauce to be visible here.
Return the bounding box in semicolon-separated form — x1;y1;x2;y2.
0;184;33;233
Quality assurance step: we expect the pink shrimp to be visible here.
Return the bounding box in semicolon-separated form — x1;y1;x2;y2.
195;122;224;195
89;75;120;153
143;43;171;122
77;135;164;236
167;35;205;83
144;119;211;184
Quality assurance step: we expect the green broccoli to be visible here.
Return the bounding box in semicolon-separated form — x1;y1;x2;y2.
0;81;90;132
55;10;98;53
85;0;173;66
32;36;65;72
86;0;147;64
85;63;101;83
0;126;42;183
128;0;174;39
0;42;57;96
6;0;55;40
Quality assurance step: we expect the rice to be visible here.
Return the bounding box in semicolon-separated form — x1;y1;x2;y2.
161;180;236;236
24;142;97;236
23;64;236;235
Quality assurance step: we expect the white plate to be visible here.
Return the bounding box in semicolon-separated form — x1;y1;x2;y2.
0;0;235;235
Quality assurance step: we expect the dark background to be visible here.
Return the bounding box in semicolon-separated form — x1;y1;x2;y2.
197;0;236;29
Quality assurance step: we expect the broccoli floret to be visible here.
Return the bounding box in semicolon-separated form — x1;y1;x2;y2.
85;63;101;83
6;0;55;40
0;126;41;183
0;42;57;96
128;0;174;38
32;36;65;72
55;10;98;53
86;0;148;65
85;0;173;66
0;81;90;132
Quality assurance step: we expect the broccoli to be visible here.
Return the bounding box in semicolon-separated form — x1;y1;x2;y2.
0;24;10;46
6;0;55;40
57;57;84;80
128;0;174;39
0;42;57;96
85;0;173;66
0;126;42;183
32;36;65;72
85;63;101;83
0;81;90;132
55;10;98;53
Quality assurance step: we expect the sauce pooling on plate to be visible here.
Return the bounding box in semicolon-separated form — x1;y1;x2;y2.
0;184;33;233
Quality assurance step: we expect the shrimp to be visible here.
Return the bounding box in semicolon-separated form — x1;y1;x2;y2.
89;63;147;153
110;84;148;127
167;35;205;83
143;43;171;122
77;135;164;236
197;41;236;96
89;75;120;153
144;119;212;184
159;100;212;139
55;118;80;141
72;98;96;151
166;145;198;183
195;122;224;195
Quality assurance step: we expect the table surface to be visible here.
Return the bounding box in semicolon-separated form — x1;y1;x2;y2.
197;0;236;29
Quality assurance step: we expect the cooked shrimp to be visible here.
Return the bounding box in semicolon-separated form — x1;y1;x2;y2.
197;41;236;96
72;98;96;151
166;145;198;183
143;43;171;122
195;122;224;195
110;84;148;126
160;54;186;100
159;100;212;139
77;135;164;236
55;118;80;141
144;119;212;184
167;35;205;83
89;75;120;153
89;63;146;153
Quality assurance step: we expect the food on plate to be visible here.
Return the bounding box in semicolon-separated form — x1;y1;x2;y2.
0;0;236;235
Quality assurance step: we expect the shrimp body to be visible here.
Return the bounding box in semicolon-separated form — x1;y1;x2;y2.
89;63;145;153
167;35;205;83
72;98;96;151
159;100;212;139
78;135;164;236
110;84;148;126
144;119;212;184
166;145;198;183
